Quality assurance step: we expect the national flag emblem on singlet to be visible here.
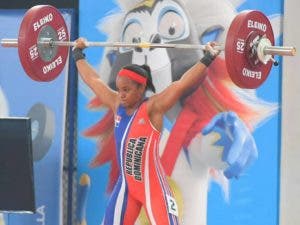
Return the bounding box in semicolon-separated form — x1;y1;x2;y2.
115;115;121;127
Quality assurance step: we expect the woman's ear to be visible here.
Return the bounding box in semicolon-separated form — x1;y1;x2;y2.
138;84;147;95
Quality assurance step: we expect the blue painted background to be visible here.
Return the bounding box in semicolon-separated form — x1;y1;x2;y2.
77;1;282;225
0;9;73;225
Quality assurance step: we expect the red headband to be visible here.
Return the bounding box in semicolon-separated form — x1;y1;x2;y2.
118;68;147;85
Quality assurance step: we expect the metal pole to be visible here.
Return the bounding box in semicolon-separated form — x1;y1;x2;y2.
1;38;297;56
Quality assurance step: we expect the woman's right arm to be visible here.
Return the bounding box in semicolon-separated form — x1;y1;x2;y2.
73;38;118;111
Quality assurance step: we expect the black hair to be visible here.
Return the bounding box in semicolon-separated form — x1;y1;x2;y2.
122;64;156;93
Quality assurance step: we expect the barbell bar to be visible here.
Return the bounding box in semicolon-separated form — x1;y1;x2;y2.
1;38;225;50
0;5;297;88
1;38;296;55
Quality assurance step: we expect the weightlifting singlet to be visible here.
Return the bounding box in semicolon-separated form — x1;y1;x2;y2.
103;101;179;225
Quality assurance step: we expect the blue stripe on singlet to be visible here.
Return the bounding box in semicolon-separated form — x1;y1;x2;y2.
154;147;179;225
109;105;137;225
115;106;133;167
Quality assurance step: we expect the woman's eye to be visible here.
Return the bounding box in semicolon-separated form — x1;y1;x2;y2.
121;87;129;93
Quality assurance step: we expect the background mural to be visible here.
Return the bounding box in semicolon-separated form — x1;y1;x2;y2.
77;0;282;225
1;0;297;225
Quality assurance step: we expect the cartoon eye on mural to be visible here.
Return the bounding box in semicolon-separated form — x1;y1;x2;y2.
77;0;280;224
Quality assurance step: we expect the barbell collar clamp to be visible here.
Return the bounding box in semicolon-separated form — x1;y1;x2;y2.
1;38;18;47
263;46;296;56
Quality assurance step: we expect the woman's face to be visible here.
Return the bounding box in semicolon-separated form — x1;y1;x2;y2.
116;76;145;108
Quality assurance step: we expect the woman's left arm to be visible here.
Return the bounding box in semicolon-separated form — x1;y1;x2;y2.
151;42;219;114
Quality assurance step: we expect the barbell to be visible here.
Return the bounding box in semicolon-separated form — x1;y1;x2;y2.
0;5;296;88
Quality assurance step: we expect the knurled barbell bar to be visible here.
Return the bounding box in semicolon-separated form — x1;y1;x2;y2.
0;5;296;88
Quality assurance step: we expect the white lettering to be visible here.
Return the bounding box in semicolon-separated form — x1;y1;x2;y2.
33;13;54;31
42;56;63;74
242;68;262;80
57;27;67;41
29;45;39;61
236;39;245;53
36;205;46;225
247;19;267;32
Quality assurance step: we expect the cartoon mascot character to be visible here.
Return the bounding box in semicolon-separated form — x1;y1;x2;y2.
78;0;279;224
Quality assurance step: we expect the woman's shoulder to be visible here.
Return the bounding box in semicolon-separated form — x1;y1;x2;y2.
145;94;161;114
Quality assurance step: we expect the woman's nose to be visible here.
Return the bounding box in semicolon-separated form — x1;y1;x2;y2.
119;92;126;98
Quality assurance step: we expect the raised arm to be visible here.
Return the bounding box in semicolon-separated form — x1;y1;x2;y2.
150;42;220;114
73;38;118;111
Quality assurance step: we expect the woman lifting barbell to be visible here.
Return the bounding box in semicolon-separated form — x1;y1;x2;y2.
72;37;219;225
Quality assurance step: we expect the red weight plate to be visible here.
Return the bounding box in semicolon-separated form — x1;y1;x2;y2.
225;10;275;89
18;5;69;82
